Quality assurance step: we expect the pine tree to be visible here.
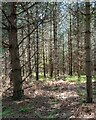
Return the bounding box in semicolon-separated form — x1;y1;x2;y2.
7;2;24;100
85;0;93;103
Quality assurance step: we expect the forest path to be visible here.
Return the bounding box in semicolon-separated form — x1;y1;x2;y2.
2;80;96;119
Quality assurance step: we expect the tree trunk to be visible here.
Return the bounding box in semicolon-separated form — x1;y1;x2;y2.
94;41;96;75
53;2;59;79
63;38;65;75
68;13;73;76
36;3;39;81
4;51;7;80
21;28;25;77
76;2;80;79
8;2;23;100
42;20;46;78
94;2;96;75
85;0;93;103
49;9;53;78
27;7;32;79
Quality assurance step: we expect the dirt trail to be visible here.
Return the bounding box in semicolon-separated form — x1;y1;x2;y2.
2;80;96;119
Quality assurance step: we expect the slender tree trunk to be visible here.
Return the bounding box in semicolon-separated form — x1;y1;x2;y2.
68;14;73;76
94;41;96;75
21;28;25;77
85;0;93;103
70;18;72;76
34;33;37;79
45;44;48;77
27;8;31;79
53;2;58;79
4;51;7;80
94;2;96;76
76;2;80;79
63;38;65;75
8;2;23;100
80;38;84;75
42;21;46;78
36;3;39;81
43;46;46;78
49;10;53;78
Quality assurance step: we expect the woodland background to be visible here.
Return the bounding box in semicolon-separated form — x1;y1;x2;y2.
0;1;96;119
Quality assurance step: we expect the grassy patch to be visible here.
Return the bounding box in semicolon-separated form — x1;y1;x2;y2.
18;102;34;113
52;98;59;102
64;75;86;83
35;109;59;119
39;74;44;81
1;106;15;117
46;109;59;120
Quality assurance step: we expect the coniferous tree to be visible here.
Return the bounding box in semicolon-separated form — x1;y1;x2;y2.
7;2;24;100
85;0;93;103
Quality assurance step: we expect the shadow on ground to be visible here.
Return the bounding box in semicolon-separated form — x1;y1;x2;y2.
1;80;96;119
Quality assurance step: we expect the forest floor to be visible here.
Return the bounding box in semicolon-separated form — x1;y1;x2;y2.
1;79;96;120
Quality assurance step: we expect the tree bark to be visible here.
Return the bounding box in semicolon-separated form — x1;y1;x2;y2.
85;0;93;103
94;2;96;75
42;19;46;78
76;2;80;79
8;2;24;100
63;37;65;75
68;13;73;76
53;2;59;79
21;28;25;77
49;8;53;78
36;3;39;81
27;6;32;79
